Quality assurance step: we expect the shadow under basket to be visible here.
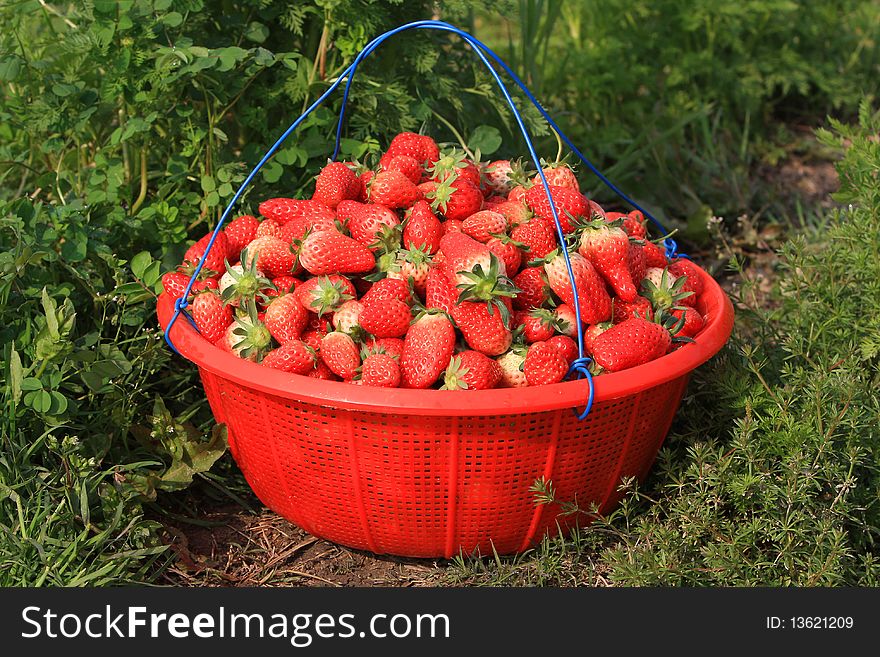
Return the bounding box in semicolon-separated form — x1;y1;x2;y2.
158;264;734;558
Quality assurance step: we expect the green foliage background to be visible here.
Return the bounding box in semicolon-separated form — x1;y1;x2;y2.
0;0;878;585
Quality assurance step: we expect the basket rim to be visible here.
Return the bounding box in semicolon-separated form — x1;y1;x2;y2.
157;263;734;416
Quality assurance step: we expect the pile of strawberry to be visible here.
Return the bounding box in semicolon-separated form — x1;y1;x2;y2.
161;131;708;390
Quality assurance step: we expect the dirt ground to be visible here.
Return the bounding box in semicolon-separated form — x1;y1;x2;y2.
156;149;840;588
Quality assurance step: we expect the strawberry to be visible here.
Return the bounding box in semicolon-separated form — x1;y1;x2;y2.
510;217;557;260
338;201;401;251
385;245;433;297
223;215;260;258
543;250;612;324
429;178;483;222
607;209;647;240
379;153;423;184
255;219;281;239
219;255;273;307
486;235;523;277
400;312;457;389
628;242;647;288
162;271;216;300
531;163;579;192
359;297;411;338
508;185;527;204
271;275;300;295
640;267;695;311
367;170;422;209
591;316;672;372
670;305;704;339
385;132;440;167
183;231;229;275
667;258;704;299
403;200;443;254
331;299;363;335
482;160;516;195
295;275;355;317
358;352;401;388
243;235;299;278
441;219;463;235
227;303;273;361
553;304;577;336
643;241;669;268
451;299;513;356
441;351;502;390
547;334;578;365
361;277;412;306
524;341;568;386
301;327;327;354
612;296;654;324
425;264;459;314
493;200;532;228
577;219;638;302
265;293;310;343
585;197;606;219
512;266;552;310
364;337;405;361
313;161;362;209
320;332;361;380
461;209;508;243
259;198;336;227
496;348;528;388
583;321;611;356
307;360;338;381
524;184;586;233
438;232;499;287
428;149;482;187
298;229;375;276
262;340;316;374
191;290;233;343
514;308;560;343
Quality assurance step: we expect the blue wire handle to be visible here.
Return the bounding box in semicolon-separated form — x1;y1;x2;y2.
164;20;683;419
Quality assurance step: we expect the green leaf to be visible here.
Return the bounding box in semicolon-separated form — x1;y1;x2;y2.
0;56;22;82
19;377;42;392
244;22;269;44
161;11;183;27
60;228;88;262
130;251;152;279
41;288;59;339
261;161;283;183
9;345;22;405
200;175;216;193
468;125;502;156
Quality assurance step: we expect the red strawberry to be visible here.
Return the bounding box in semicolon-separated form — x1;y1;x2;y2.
462;209;508;243
513;308;559;343
400;312;457;388
429;178;483;222
255;219;281;239
331;299;363;334
320;332;361;380
313;161;362;209
307;360;338;380
640;267;696;311
628;242;648;288
486;235;523;277
496;348;528;388
544;251;612;324
425;265;459;314
361;277;412;306
262;340;316;374
577;221;638;302
524;184;586;233
607;210;647;240
451;300;513;356
295;275;355;317
358;352;401;388
338;201;401;250
553;303;578;336
591;316;671;372
668;258;704;299
368;170;422;209
531;164;579;192
547;335;578;365
183;231;229;275
364;337;405;361
670;306;704;339
524;341;568;386
271;275;300;295
191;290;233;343
162;271;194;300
510;217;557;260
441;219;463;235
264;291;309;344
223;215;260;259
403;200;443;254
243;235;298;278
386;132;440;167
428;149;482;187
298;230;375;276
612;296;654;324
359;297;411;338
438;232;498;287
583;322;613;356
643;241;669;268
585;197;606;219
493;200;532;228
512;266;551;310
379;153;423;184
386;245;433;297
508;185;527;204
441;351;502;390
259;198;336;227
482;159;515;195
301;327;327;354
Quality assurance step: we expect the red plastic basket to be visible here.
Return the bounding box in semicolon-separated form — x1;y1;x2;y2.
157;264;733;558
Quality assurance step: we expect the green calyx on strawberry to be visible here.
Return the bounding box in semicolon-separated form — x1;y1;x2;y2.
439;355;472;391
641;267;694;312
220;247;275;306
230;301;274;361
455;253;520;325
427;148;468;181
301;275;354;317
